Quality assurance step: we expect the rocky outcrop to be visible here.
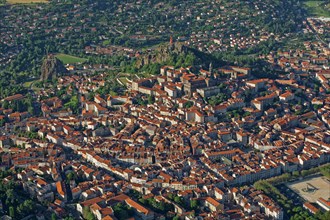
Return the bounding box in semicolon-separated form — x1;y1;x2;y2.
40;55;68;81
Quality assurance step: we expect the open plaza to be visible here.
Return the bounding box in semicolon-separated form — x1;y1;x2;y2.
286;175;330;203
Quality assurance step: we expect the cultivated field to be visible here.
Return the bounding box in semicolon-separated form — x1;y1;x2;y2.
286;175;330;203
7;0;48;4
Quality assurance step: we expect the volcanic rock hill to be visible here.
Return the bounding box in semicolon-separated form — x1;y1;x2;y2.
135;42;189;68
40;55;68;81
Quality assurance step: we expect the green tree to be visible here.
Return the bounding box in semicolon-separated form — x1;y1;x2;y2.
64;95;79;114
87;92;94;101
139;198;146;205
292;171;300;178
86;212;95;220
9;206;15;218
2;100;9;109
315;210;330;220
174;196;184;206
0;118;6;127
51;213;57;220
173;216;180;220
168;193;174;200
183;101;193;109
148;95;155;104
320;164;330;178
5;189;14;205
17;199;35;217
190;199;198;210
28;106;34;115
83;206;96;220
66;172;76;181
135;97;147;106
113;203;134;219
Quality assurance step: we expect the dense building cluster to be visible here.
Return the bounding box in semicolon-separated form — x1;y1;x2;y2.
0;1;329;220
1;48;330;218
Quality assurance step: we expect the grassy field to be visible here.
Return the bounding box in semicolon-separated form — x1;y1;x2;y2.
7;0;48;4
23;80;35;88
55;53;87;65
23;79;42;92
304;0;330;18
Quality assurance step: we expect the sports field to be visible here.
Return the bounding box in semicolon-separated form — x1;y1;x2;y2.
55;54;87;65
304;1;330;18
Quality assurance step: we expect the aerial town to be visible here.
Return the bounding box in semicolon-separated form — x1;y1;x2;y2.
0;0;330;220
0;34;330;219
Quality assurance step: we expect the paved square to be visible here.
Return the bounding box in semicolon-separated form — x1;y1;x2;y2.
286;176;330;203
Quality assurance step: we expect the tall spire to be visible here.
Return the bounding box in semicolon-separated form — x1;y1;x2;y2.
209;62;213;78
